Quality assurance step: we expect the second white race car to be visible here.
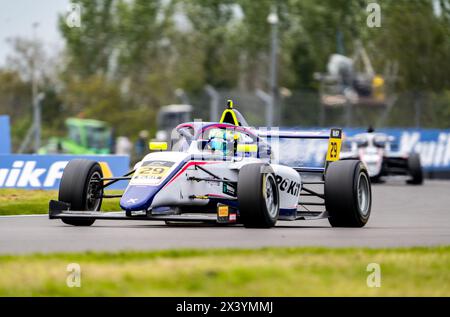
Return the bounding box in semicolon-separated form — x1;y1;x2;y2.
340;128;423;184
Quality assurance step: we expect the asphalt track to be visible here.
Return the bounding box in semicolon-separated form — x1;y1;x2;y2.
1;180;450;254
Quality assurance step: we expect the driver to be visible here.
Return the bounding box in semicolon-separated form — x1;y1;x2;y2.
207;129;238;156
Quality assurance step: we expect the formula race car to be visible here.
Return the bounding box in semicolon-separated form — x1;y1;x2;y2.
49;101;372;228
340;128;423;184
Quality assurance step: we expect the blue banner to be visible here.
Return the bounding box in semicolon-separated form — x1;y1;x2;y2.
0;116;11;154
0;154;130;190
275;128;450;172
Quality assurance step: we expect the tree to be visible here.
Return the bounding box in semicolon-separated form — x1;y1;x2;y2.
1;35;63;151
54;0;450;130
369;0;450;92
59;0;117;77
176;0;240;88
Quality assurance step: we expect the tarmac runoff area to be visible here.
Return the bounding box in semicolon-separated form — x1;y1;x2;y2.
0;180;449;254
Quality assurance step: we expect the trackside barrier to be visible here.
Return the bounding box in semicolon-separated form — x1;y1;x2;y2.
0;116;11;154
2;128;449;190
0;154;130;190
274;128;450;174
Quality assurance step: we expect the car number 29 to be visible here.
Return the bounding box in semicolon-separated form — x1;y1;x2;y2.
131;161;174;185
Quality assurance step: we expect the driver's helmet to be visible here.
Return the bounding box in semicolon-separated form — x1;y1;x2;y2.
208;129;237;155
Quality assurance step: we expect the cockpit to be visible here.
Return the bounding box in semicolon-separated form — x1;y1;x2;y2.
351;133;393;149
165;100;272;159
170;123;271;159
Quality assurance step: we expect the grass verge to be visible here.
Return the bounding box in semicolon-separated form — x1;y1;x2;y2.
0;246;449;296
0;189;121;215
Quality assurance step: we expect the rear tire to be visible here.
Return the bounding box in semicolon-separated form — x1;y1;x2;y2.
407;153;423;185
325;160;371;227
58;159;103;226
237;164;279;228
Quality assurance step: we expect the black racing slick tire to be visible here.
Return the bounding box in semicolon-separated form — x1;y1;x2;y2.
325;160;371;228
407;153;423;185
58;159;103;226
237;164;279;228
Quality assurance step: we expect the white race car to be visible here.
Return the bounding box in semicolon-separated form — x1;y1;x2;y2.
340;128;423;184
49;101;372;228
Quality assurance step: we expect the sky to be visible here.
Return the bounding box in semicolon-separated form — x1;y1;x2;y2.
0;0;70;66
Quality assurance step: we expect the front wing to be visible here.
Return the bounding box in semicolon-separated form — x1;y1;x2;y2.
49;200;329;224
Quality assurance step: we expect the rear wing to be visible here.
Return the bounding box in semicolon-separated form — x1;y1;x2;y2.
260;128;343;174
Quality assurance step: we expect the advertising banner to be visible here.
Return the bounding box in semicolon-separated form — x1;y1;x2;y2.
274;128;450;172
0;154;130;190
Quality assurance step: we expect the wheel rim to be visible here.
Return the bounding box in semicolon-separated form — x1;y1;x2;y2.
357;172;370;216
86;171;102;211
263;174;279;218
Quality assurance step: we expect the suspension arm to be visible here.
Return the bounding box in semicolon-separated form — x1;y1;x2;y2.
301;186;325;199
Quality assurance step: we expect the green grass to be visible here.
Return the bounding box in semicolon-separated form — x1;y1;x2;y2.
1;190;449;296
0;189;121;215
0;247;449;296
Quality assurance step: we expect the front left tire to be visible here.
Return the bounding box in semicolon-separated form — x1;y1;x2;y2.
325;160;372;227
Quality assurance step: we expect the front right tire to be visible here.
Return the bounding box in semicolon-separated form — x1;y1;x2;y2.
237;163;279;228
407;153;423;185
58;159;103;226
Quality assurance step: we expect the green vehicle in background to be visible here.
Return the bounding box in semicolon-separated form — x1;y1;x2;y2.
39;118;113;155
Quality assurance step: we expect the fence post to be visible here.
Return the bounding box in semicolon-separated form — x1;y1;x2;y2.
204;85;219;122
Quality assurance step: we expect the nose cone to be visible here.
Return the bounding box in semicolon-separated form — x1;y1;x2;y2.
120;185;161;211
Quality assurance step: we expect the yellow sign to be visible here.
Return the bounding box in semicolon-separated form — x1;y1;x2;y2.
131;161;174;185
326;128;342;162
135;165;170;178
237;143;258;153
218;205;229;217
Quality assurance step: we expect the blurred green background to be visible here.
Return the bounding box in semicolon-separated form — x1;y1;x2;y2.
0;0;449;152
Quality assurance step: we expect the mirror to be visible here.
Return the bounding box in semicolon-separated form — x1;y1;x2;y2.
149;142;168;151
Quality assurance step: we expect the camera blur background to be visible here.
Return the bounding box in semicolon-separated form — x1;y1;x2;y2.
0;1;450;297
0;0;449;157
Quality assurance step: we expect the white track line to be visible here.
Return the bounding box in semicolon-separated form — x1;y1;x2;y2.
0;214;47;218
0;211;125;218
